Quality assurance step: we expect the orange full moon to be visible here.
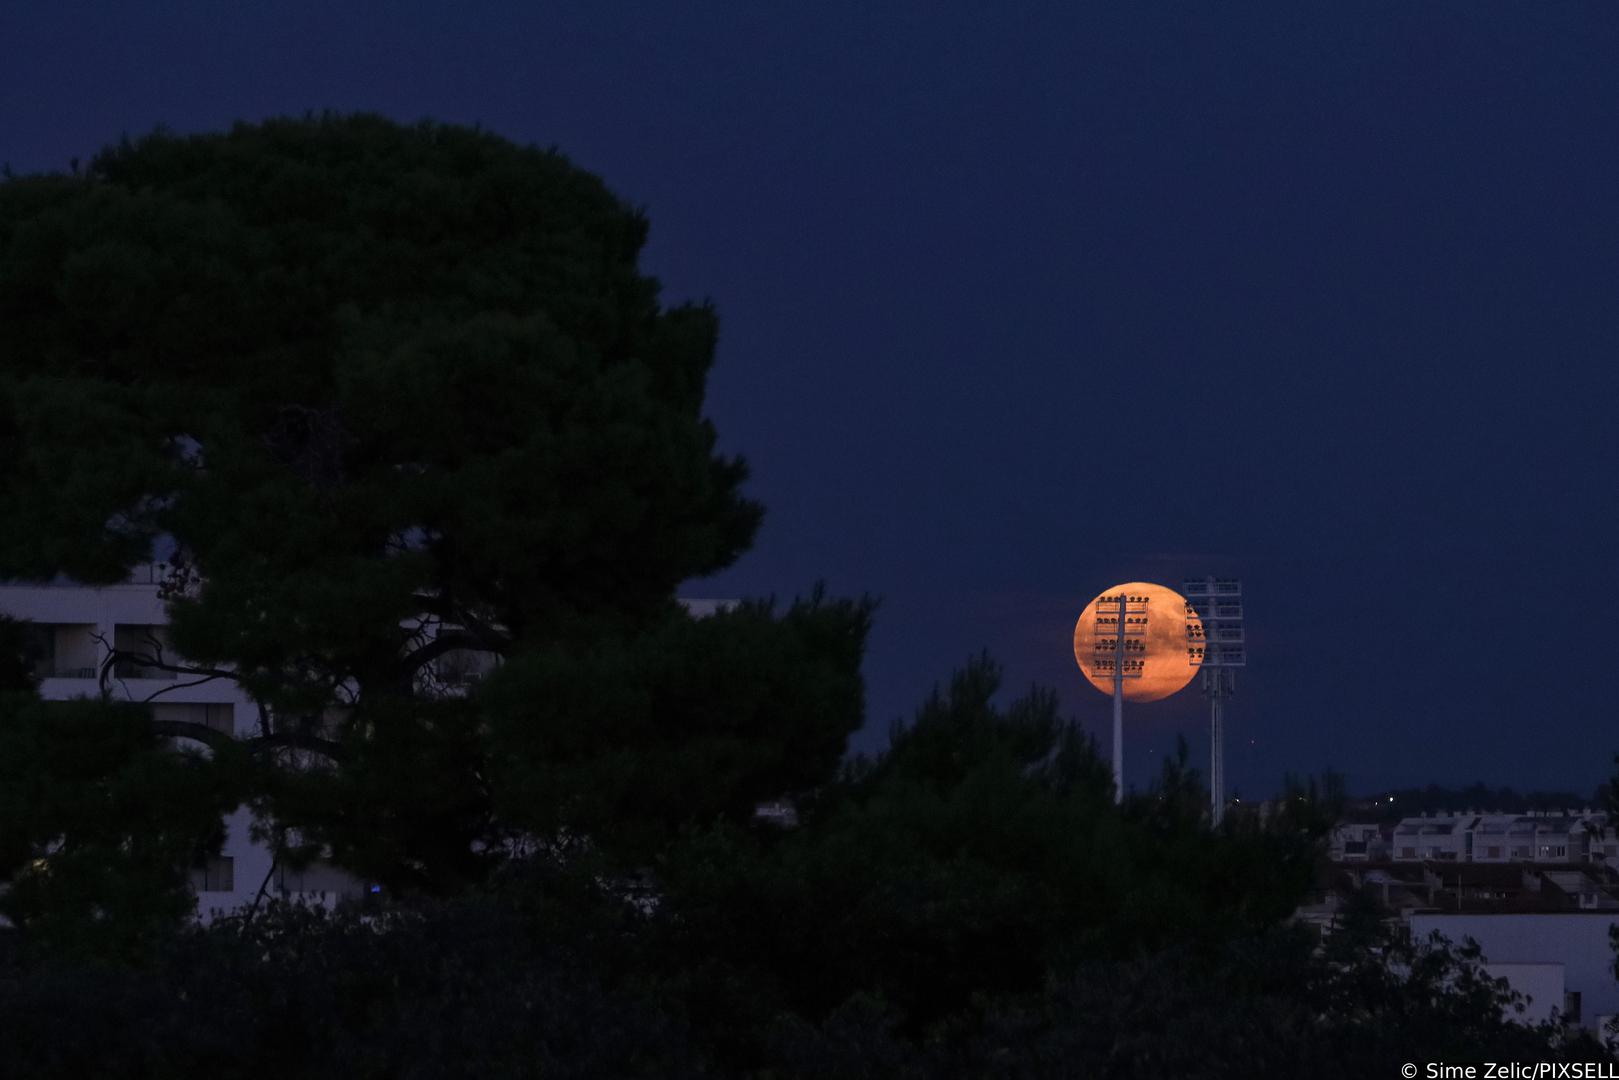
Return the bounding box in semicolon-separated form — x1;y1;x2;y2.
1073;581;1202;703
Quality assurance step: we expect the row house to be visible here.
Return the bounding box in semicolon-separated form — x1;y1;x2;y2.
1367;812;1610;865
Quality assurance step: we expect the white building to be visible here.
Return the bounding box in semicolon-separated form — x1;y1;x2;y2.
1391;815;1467;861
0;566;361;919
1387;812;1607;865
1328;822;1390;861
1410;912;1619;1030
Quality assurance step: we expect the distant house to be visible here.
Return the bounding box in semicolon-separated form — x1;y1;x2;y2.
1328;822;1390;862
1382;811;1606;866
1392;815;1465;861
1307;814;1619;1033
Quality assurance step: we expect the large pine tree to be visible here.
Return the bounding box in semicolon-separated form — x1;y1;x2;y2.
0;115;871;922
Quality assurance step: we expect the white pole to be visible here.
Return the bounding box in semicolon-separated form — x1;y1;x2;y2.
1113;594;1125;804
1113;676;1124;804
1210;676;1224;826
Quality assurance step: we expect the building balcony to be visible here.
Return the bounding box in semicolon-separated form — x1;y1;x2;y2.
39;665;98;680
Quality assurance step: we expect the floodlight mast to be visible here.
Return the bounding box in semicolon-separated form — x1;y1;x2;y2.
1204;667;1229;825
1094;591;1146;804
1113;599;1124;803
1184;577;1245;826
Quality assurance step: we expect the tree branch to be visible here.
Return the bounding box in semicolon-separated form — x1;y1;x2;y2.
409;593;511;651
92;631;241;696
240;854;279;934
399;631;504;679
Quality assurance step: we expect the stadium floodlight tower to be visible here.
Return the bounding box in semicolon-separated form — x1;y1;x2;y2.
1074;583;1200;805
1183;577;1245;826
1092;590;1147;804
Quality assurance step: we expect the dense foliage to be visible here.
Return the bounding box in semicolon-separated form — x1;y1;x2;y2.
1;662;1605;1076
0;616;242;961
649;658;1323;1054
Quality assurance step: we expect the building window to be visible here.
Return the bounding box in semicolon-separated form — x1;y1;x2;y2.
1511;847;1530;859
275;864;307;894
23;623;56;678
113;624;178;679
1400;847;1417;859
191;856;235;893
1486;846;1501;859
1564;991;1582;1025
200;703;233;734
21;623;98;679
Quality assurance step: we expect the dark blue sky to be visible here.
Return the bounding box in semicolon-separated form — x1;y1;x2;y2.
5;4;1617;797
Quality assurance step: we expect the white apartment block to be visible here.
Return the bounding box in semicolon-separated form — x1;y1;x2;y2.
1;566;361;919
1410;912;1619;1031
1386;812;1610;866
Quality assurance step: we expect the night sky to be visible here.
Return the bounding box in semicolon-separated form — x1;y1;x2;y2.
5;4;1618;799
